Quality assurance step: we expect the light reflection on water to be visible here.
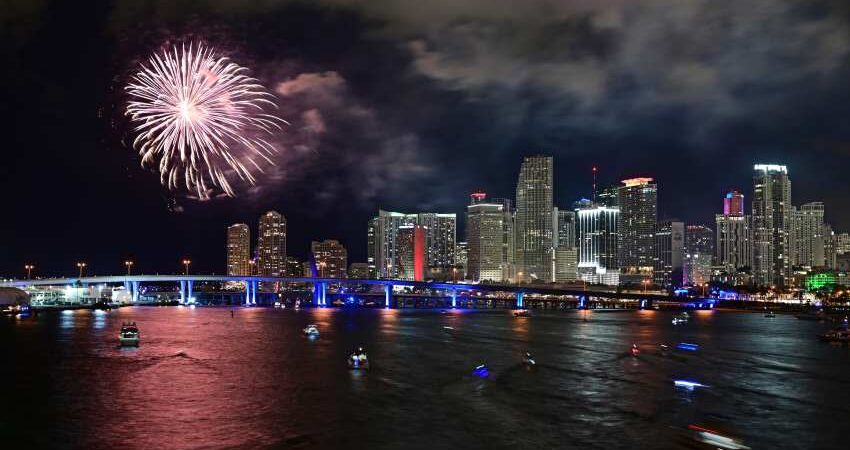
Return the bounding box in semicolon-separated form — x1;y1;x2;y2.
2;307;849;449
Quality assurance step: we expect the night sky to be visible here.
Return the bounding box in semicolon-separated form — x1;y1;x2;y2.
2;0;849;278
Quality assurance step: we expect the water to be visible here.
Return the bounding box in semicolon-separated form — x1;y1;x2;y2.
2;307;849;449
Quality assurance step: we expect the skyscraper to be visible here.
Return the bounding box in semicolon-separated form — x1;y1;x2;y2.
466;192;507;282
226;223;251;276
257;211;286;277
369;210;456;279
311;240;348;278
554;208;577;249
396;224;426;281
617;177;658;281
417;213;457;268
684;225;714;286
493;198;516;281
752;164;792;286
793;202;825;268
577;205;620;285
515;156;554;282
716;214;752;272
367;217;378;277
724;190;745;216
654;220;684;287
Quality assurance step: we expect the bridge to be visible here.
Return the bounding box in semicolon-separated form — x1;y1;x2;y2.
1;275;709;309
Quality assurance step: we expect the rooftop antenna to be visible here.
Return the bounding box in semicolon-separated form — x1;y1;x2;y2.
592;166;598;203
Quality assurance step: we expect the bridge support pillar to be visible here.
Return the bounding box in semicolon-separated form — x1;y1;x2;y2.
252;280;257;305
451;289;457;308
384;284;392;308
179;280;187;304
312;282;319;305
131;281;139;302
244;280;251;305
187;280;194;303
319;282;327;306
516;291;524;309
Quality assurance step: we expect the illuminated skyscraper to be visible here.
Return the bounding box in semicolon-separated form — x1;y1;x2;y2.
793;202;825;268
617;178;657;281
467;193;507;282
257;211;286;277
723;190;745;216
515;156;554;282
684;225;714;285
396;224;426;281
752;164;792;286
554;207;577;249
577;205;620;285
226;223;251;276
654;220;684;287
311;240;348;278
369;210;456;279
716;215;751;272
417;213;457;268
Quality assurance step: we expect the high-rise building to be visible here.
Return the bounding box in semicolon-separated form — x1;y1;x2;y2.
396;224;426;281
493;198;516;282
577;205;620;285
724;190;745;216
684;225;714;285
654;220;684;287
617;178;658;281
367;217;378;277
466;193;507;282
716;215;752;272
793;202;826;268
348;262;372;279
311;240;348;278
824;224;837;269
417;213;457;268
836;232;850;255
597;186;619;208
285;257;303;279
554;246;578;283
752;164;792;286
515;156;554;282
456;241;468;279
257;211;286;277
226;223;251;276
554;208;577;249
369;210;456;279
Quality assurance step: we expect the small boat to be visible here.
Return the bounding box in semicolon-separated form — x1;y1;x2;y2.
818;327;850;343
630;344;640;357
348;346;369;370
514;310;532;317
764;310;776;318
672;312;690;325
522;352;536;366
303;324;320;336
119;322;140;347
472;364;489;378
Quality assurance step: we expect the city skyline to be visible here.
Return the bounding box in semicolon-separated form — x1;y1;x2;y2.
3;1;850;277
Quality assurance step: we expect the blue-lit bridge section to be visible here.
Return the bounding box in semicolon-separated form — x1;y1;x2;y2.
2;275;707;309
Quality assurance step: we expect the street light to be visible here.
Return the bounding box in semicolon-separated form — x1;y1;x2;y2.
125;260;134;275
24;264;34;280
76;262;87;278
182;259;191;275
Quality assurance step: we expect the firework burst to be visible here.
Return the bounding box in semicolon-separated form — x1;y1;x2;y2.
126;43;284;198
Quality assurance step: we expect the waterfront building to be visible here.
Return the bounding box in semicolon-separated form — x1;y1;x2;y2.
824;225;836;269
554;246;578;283
716;214;752;272
793;202;826;268
467;193;507;282
836;232;850;255
493;198;516;282
257;211;286;277
417;213;457;269
285;257;303;279
684;225;714;285
617;178;658;282
577;204;620;285
752;164;792;287
455;241;468;279
554;207;577;249
226;223;251;276
654;220;684;288
515;156;554;282
367;217;378;278
596;186;619;208
396;224;426;281
311;240;348;278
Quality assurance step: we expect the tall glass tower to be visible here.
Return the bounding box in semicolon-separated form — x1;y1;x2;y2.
617;178;658;281
752;164;792;287
257;210;286;277
514;156;553;282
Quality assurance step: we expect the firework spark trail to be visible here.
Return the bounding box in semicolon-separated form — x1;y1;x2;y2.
126;43;285;198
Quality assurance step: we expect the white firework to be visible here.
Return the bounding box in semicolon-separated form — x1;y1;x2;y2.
126;43;284;198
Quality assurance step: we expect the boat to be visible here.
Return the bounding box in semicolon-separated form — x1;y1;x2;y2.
672;312;690;325
472;364;489;378
818;325;850;343
348;346;370;370
522;352;536;366
119;322;140;347
630;344;640;357
303;324;320;337
514;310;532;317
764;310;776;318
